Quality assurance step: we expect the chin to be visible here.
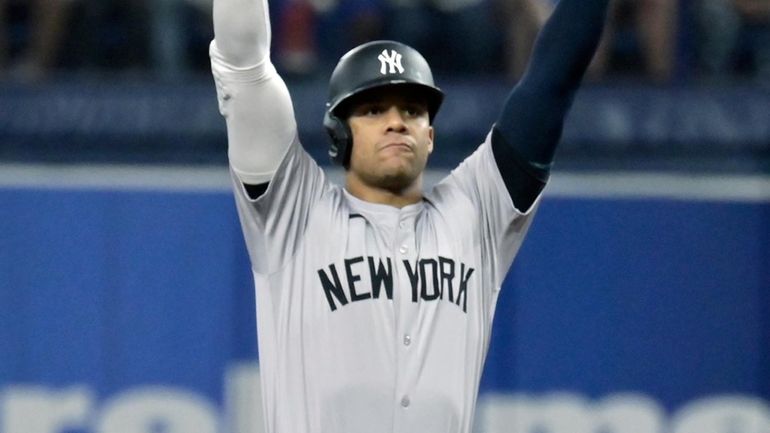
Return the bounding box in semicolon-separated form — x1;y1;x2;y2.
377;166;421;191
352;157;426;191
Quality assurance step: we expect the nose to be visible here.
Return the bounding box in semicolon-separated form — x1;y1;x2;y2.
384;106;407;133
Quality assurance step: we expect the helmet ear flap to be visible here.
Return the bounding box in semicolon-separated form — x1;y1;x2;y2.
324;109;353;168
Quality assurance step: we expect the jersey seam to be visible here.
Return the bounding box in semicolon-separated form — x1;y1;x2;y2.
253;139;335;277
261;185;334;278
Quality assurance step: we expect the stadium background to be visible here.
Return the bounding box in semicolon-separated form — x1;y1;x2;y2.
1;0;769;432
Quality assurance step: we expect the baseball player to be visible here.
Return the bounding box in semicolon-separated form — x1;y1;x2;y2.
210;0;608;431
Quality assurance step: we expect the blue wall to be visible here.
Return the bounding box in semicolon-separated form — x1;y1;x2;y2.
1;182;768;431
483;198;770;406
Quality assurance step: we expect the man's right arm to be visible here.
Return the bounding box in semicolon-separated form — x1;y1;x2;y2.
211;0;297;191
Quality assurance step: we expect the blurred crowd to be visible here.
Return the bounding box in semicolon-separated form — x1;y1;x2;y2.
1;0;769;84
0;0;213;81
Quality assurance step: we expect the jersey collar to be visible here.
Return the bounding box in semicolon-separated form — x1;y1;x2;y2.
342;188;425;219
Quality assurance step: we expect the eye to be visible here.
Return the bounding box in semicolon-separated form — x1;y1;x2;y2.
363;105;384;116
404;105;426;117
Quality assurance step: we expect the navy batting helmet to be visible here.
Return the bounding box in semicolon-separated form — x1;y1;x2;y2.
323;40;444;167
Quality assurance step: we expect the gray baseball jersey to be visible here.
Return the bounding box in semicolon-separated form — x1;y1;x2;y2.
229;131;540;433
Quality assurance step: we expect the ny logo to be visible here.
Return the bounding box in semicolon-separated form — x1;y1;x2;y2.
378;49;404;75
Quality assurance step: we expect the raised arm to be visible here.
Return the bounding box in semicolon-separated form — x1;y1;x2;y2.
492;0;610;211
211;0;297;188
213;0;270;67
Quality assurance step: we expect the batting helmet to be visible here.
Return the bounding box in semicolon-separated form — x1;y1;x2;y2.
323;40;445;167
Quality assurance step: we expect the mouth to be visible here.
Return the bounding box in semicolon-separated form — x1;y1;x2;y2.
380;141;414;152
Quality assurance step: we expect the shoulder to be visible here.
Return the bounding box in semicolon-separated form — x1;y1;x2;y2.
425;135;497;210
434;131;504;196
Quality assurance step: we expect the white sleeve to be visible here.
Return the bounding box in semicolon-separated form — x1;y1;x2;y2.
210;0;296;185
212;0;270;68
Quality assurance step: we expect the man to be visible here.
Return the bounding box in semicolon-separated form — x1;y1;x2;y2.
697;0;770;83
589;0;677;82
209;0;608;431
500;0;556;81
0;0;77;81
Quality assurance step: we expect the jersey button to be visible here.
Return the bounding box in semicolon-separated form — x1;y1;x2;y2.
399;245;408;254
401;396;410;408
403;334;411;346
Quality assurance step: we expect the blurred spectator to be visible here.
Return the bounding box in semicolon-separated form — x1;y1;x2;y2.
0;2;6;69
273;0;383;77
147;0;213;78
589;0;678;82
319;0;382;68
72;0;148;72
0;0;78;81
696;0;770;84
148;0;189;78
275;0;318;75
498;0;554;82
84;0;211;77
0;0;692;83
0;0;214;81
0;0;146;76
382;0;498;75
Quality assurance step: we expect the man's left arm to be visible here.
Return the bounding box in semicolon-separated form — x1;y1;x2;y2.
492;0;610;212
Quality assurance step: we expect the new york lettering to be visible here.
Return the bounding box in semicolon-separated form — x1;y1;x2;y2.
317;256;474;313
402;257;474;313
318;256;393;312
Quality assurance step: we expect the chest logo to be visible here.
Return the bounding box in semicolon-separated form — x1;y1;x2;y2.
378;49;404;75
317;256;475;313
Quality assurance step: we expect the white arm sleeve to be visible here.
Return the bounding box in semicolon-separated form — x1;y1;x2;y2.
210;0;297;185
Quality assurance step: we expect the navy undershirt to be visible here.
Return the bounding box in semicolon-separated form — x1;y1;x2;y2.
491;0;610;212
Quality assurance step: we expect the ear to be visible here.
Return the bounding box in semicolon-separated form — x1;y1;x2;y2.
427;126;434;154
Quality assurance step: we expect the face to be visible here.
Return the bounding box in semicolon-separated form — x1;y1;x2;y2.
345;87;435;193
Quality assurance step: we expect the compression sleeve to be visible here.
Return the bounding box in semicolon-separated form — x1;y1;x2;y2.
211;0;296;185
493;0;610;210
213;0;270;67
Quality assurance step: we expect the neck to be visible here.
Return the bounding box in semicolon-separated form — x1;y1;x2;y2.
345;173;424;208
